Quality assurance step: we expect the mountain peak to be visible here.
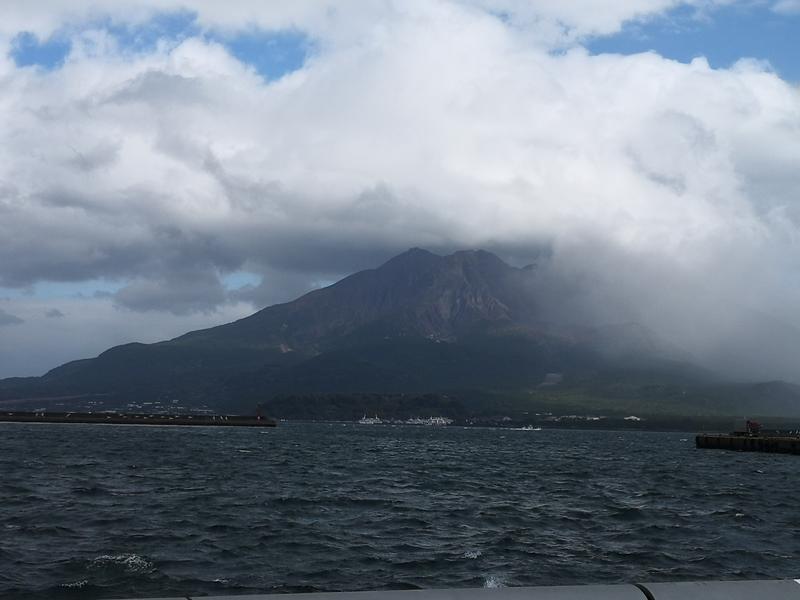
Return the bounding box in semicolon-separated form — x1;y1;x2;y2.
379;247;441;271
447;248;508;268
190;247;524;352
8;245;782;419
403;246;437;257
381;247;508;272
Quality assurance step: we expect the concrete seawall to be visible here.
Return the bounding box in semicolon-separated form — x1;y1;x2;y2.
696;434;800;454
116;580;800;600
0;411;276;427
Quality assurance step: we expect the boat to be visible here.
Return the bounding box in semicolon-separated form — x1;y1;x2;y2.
358;415;383;424
405;416;453;426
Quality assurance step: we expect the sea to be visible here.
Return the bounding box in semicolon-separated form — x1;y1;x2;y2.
1;422;798;599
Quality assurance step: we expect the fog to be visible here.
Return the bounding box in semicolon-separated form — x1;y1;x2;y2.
0;1;798;380
503;238;800;383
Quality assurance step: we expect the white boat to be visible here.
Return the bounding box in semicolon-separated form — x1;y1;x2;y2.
358;415;383;424
405;416;453;426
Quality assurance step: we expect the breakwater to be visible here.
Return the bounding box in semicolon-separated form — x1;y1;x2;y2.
696;433;800;454
0;411;276;427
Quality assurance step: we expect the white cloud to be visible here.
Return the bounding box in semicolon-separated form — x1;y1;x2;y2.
461;0;738;42
772;0;800;14
0;1;799;378
0;0;738;46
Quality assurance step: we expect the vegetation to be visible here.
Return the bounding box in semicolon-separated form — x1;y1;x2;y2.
3;248;800;420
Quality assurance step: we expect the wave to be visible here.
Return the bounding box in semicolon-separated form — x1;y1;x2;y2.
3;424;800;598
72;485;111;496
90;554;154;574
483;575;505;588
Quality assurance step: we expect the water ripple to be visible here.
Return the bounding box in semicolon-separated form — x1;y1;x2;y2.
1;423;799;599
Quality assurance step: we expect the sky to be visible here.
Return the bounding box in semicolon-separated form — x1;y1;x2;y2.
0;0;798;379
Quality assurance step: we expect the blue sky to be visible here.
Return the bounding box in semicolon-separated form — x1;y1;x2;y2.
10;11;312;81
2;1;799;379
9;4;798;81
588;3;800;82
3;2;798;307
0;275;261;301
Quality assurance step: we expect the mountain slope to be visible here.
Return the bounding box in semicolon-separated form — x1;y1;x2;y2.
2;248;799;418
173;248;533;352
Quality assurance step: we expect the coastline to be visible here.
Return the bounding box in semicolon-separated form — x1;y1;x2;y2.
0;411;276;427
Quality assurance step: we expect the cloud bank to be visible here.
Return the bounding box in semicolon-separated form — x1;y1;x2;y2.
0;309;24;327
0;1;798;380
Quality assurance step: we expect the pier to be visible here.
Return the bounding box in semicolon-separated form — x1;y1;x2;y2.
0;411;276;427
696;433;800;454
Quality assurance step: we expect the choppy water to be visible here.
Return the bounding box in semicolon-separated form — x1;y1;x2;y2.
1;422;799;599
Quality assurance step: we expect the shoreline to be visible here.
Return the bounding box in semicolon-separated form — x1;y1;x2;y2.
0;411;277;427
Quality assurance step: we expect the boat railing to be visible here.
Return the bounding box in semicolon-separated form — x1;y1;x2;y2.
115;579;800;600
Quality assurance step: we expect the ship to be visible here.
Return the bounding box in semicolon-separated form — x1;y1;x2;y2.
405;416;453;426
358;415;384;424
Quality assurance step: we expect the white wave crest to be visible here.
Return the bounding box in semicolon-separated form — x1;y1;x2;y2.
483;575;505;588
91;554;154;574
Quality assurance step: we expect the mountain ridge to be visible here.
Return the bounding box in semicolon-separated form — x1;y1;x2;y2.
169;247;532;352
2;248;800;418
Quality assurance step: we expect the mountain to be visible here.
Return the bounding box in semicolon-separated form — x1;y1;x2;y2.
178;248;528;348
2;248;800;419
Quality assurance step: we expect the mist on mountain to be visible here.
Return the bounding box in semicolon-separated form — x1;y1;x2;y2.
2;247;799;419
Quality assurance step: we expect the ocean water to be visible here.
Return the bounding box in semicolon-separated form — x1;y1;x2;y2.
1;422;799;599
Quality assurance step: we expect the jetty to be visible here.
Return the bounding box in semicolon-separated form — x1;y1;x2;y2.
696;433;800;454
0;411;276;427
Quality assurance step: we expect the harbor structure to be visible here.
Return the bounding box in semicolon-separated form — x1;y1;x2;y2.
0;411;276;427
696;432;800;454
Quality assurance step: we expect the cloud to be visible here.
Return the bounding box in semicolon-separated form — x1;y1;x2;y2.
113;268;228;315
0;1;739;50
461;0;739;43
0;295;253;378
0;1;798;380
45;308;65;318
0;309;24;326
227;266;331;309
772;0;800;14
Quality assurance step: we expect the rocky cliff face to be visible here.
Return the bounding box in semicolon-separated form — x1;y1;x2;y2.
8;247;778;417
175;248;537;353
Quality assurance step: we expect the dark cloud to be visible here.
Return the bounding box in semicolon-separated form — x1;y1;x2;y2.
0;308;24;326
64;140;121;172
228;267;329;309
113;268;228;315
0;1;799;385
45;308;65;318
0;186;245;288
108;71;213;108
